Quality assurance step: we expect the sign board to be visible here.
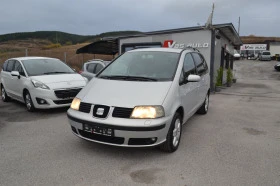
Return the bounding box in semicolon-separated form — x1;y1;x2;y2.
163;40;209;49
240;44;267;51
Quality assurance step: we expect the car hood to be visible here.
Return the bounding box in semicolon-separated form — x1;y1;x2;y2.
31;74;87;89
78;78;173;108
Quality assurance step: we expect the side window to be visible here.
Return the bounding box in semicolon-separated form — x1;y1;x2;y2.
94;64;104;74
6;60;15;72
183;53;196;77
87;63;97;73
192;53;206;75
14;61;26;76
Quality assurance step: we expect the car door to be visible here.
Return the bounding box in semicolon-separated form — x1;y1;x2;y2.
179;53;199;117
191;52;208;105
3;60;15;94
9;60;27;100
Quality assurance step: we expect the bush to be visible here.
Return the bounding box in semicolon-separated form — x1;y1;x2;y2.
216;67;223;86
43;43;62;49
226;68;233;84
65;41;72;45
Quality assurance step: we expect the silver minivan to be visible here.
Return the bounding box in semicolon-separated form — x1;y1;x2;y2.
67;48;210;152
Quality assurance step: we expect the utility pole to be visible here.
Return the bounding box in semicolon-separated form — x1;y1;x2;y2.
25;48;28;56
238;16;241;36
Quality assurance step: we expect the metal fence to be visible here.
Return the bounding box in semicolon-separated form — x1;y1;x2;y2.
0;48;114;71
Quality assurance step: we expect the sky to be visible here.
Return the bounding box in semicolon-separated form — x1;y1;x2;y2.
0;0;279;36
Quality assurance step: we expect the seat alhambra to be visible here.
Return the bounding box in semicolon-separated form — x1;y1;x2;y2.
67;48;210;152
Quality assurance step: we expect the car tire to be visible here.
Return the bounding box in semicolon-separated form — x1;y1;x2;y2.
160;112;182;153
1;85;10;102
197;93;209;115
24;91;36;112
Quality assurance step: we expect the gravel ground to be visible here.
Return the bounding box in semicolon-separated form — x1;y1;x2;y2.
0;59;279;186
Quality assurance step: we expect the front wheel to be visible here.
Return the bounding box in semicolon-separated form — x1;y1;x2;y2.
24;91;36;112
160;113;182;153
197;93;209;115
1;85;10;102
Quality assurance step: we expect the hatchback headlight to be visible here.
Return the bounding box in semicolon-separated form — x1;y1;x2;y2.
31;80;50;89
130;106;165;119
71;98;81;110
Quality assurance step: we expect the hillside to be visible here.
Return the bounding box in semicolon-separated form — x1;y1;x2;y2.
0;30;142;45
240;35;280;44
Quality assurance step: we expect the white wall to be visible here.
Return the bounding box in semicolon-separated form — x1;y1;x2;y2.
119;30;212;66
270;43;280;56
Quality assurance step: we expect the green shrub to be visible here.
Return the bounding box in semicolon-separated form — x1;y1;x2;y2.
216;67;223;86
43;43;62;49
65;41;72;45
226;68;233;83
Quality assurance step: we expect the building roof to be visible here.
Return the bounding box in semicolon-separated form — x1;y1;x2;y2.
76;23;242;55
118;23;242;46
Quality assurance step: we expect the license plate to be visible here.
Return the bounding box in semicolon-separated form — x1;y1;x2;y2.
83;124;114;137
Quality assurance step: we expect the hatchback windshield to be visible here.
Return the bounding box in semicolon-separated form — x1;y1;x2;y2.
98;51;180;81
22;58;75;76
263;52;271;55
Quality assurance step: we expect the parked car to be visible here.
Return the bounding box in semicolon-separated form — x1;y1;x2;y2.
259;51;271;61
234;50;241;60
80;60;110;80
275;62;280;71
67;47;210;152
0;57;88;111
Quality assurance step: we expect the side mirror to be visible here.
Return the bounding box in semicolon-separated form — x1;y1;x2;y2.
11;71;20;78
187;74;201;82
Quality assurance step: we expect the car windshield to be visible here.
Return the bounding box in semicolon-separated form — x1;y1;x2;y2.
22;58;75;76
263;52;270;55
97;51;180;81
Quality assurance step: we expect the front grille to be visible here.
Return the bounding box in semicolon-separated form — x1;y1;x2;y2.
128;138;157;145
54;88;82;99
79;102;92;113
78;130;125;144
53;99;73;105
112;107;133;118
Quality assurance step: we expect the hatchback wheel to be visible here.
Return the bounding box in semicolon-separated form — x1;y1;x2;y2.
1;86;10;102
160;113;182;153
24;91;35;112
197;93;209;114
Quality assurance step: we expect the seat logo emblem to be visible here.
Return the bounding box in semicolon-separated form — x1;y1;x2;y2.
96;108;104;115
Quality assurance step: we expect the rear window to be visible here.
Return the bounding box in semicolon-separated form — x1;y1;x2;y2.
263;52;271;55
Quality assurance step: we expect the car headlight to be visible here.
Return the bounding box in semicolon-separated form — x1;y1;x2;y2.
71;98;81;110
130;106;165;119
31;80;50;89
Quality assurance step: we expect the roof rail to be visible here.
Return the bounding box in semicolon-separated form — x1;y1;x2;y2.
182;46;200;53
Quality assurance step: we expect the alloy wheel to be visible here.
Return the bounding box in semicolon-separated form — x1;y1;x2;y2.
25;94;32;110
172;119;181;147
205;95;209;112
1;87;5;100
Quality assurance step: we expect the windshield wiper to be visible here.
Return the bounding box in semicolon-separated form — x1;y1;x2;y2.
44;72;71;75
99;75;157;81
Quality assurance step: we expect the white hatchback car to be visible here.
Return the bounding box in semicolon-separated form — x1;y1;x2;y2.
0;57;87;111
68;48;210;152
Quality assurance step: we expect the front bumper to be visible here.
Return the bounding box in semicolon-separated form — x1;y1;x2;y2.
29;87;82;109
67;108;173;147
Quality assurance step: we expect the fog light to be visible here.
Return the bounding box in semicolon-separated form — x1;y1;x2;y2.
151;137;156;142
36;98;48;105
